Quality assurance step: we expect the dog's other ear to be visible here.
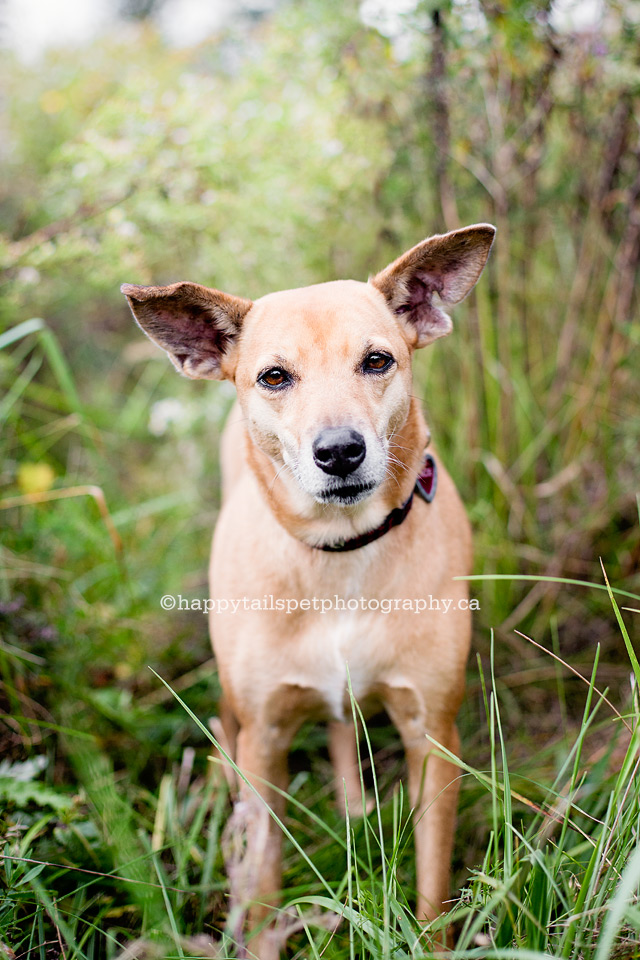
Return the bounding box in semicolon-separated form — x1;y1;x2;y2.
370;224;495;348
121;281;253;379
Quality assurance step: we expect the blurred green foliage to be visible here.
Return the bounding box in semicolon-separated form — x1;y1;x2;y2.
0;0;639;955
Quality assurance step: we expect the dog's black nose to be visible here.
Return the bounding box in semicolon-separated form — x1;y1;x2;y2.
312;427;366;477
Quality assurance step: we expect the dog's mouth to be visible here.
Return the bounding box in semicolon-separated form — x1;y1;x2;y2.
316;481;376;505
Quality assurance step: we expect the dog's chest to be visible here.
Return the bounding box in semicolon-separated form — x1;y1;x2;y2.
282;607;389;723
266;548;411;723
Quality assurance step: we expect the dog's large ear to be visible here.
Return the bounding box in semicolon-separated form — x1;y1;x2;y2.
370;224;495;347
121;281;253;379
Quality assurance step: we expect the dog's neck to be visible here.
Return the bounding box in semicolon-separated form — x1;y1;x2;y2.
245;398;429;550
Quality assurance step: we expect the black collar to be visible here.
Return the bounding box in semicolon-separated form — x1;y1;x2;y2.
315;453;437;553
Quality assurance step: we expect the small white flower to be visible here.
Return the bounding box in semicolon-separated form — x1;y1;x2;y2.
116;220;139;238
72;161;90;179
17;266;41;285
149;398;188;436
321;139;344;158
0;756;47;781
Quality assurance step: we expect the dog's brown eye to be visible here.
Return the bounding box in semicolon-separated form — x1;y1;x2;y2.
258;368;290;389
363;352;393;373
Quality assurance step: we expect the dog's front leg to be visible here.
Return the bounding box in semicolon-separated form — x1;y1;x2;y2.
405;722;461;933
226;722;293;960
384;688;461;944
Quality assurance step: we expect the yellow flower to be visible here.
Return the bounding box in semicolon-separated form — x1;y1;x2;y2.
17;462;56;495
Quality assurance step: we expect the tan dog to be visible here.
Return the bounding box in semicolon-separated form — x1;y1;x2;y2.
123;223;495;958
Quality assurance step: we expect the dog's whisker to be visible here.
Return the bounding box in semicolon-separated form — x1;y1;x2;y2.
381;466;403;490
386;465;409;484
386;453;411;477
387;450;410;465
389;442;416;454
268;460;293;495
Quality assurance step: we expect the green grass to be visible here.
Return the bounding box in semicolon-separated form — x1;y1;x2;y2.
1;601;638;958
0;315;639;957
1;8;639;953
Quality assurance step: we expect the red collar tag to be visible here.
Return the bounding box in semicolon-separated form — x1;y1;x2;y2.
415;453;437;503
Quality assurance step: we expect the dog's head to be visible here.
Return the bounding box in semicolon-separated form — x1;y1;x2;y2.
123;224;494;506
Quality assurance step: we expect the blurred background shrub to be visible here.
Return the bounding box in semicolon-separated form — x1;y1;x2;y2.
0;0;639;954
